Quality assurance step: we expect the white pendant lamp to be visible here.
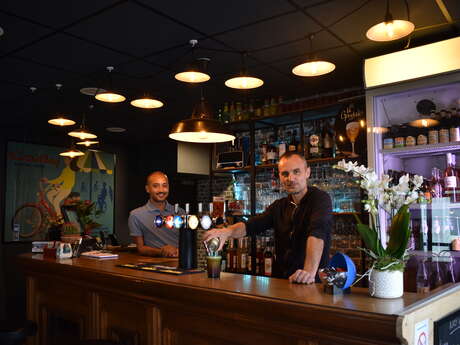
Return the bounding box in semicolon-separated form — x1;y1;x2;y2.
292;35;335;77
366;0;414;42
95;66;126;103
225;52;264;89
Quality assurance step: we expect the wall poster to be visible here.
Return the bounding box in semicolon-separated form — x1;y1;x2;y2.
4;141;115;242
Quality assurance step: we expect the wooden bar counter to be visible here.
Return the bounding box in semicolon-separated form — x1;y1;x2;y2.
18;253;460;345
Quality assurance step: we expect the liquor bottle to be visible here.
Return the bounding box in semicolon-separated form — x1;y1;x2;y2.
288;130;298;152
227;239;235;272
322;120;333;158
256;238;264;276
309;121;322;158
278;128;287;158
443;153;460;203
260;135;268;165
233;239;239;272
222;102;230;124
450;111;460;142
239;238;247;273
221;240;228;272
246;237;252;274
264;239;273;277
267;135;277;164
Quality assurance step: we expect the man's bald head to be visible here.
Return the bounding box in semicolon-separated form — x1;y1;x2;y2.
146;171;168;185
145;171;169;203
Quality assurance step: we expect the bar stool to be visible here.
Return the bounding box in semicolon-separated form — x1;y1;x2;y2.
0;320;37;345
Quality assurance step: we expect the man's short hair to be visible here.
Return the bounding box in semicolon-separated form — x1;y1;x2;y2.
279;151;308;166
146;171;168;185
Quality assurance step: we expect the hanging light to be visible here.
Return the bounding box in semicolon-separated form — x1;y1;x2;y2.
174;40;211;83
68;111;97;140
95;66;126;103
409;99;439;128
292;35;335;77
48;84;76;126
59;142;84;158
169;92;235;143
225;52;264;89
366;0;414;42
130;95;164;109
409;117;439;128
76;140;99;147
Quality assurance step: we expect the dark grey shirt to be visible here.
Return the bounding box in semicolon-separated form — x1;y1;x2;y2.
128;201;184;248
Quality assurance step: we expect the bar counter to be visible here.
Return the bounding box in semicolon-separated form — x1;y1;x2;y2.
18;252;460;345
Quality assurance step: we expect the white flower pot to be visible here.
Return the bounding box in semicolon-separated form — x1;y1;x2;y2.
369;269;404;299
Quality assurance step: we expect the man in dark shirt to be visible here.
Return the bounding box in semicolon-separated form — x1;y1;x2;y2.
204;151;332;284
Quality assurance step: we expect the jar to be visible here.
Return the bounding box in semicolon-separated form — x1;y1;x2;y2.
394;137;405;148
439;128;450;143
417;134;428;145
383;138;394;149
428;129;439;145
406;135;416;146
450;126;460;142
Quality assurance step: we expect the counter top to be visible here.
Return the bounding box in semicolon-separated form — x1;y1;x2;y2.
18;252;454;317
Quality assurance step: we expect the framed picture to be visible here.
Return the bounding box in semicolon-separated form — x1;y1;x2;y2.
4;141;116;242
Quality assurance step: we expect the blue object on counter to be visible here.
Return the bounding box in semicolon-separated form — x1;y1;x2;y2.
329;252;357;290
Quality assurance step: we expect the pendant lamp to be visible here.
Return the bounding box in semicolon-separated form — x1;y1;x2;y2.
48;84;76;126
169;92;235;143
225;52;263;89
76;140;99;147
366;0;414;42
59;142;84;158
409;99;439;128
95;66;126;103
292;35;335;77
174;40;211;83
130;94;164;109
68;112;97;140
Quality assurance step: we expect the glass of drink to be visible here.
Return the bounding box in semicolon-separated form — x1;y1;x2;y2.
345;121;360;157
206;256;222;278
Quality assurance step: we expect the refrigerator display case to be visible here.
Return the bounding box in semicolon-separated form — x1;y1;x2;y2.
366;70;460;290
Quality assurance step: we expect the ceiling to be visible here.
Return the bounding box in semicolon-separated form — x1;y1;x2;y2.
0;0;459;146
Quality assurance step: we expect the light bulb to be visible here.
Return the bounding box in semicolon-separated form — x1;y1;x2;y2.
421;119;428;127
385;21;395;38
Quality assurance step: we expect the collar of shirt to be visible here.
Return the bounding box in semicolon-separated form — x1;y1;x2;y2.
287;187;313;206
145;200;174;213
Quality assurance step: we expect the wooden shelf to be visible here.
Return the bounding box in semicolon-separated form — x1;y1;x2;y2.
253;155;350;170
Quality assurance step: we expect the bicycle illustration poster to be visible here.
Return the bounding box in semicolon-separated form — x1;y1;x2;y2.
4;141;115;242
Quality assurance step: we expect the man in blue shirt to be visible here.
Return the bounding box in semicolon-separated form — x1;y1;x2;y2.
129;171;183;257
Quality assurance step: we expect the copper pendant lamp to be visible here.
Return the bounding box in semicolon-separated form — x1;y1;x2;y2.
169;91;235;143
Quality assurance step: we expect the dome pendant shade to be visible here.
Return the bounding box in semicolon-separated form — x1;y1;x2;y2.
95;91;126;103
224;76;264;89
48;117;76;126
130;98;164;109
366;19;414;41
169;98;235;143
292;60;335;77
59;148;84;158
174;71;210;83
68;129;97;140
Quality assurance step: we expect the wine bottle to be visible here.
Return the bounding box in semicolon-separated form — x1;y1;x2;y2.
264;239;273;277
443;153;460;203
322;120;333;158
278;128;286;158
267;135;277;164
309;121;321;158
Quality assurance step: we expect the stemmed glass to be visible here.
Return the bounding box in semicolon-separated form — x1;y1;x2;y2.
346;121;360;157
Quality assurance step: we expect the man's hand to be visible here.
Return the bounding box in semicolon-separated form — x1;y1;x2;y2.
289;269;316;284
160;245;178;257
202;228;233;251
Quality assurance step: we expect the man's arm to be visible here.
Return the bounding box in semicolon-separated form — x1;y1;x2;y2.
289;236;324;284
132;236;178;257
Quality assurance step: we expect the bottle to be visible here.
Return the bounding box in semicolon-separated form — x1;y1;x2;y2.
256;238;264;276
260;135;268;165
264;239;273;277
443;153;460;203
278;128;287;158
322;120;333;158
222;102;230;124
309;121;321;158
229;102;236;122
267;135;277;164
450;112;460;142
269;97;278;116
226;239;235;272
239;238;247;273
246;237;252;274
221;241;228;272
289;130;298;152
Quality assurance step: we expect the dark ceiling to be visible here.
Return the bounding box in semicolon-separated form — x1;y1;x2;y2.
0;0;459;146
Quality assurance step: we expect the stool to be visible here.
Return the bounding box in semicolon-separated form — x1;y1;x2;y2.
0;320;37;345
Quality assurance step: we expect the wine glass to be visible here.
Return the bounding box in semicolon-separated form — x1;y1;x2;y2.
346;121;360;157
